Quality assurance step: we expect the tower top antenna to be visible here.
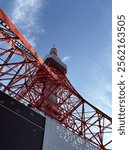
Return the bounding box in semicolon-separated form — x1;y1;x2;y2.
50;46;58;57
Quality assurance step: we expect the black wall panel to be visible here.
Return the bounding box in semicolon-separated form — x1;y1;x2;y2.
0;91;45;150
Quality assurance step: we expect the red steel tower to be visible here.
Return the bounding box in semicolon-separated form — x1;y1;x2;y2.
0;9;112;149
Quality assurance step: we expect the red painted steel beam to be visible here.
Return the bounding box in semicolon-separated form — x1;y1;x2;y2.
0;9;43;64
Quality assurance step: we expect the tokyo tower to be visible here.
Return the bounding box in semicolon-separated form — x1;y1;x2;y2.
0;9;112;150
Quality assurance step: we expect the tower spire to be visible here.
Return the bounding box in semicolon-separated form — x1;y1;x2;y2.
44;46;67;74
50;46;58;57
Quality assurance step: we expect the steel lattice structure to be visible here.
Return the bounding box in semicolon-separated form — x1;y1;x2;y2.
0;9;112;150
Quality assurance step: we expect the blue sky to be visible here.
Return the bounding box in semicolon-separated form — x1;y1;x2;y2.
0;0;112;116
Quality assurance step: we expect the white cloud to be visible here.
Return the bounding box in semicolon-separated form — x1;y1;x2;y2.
11;0;46;47
62;56;71;62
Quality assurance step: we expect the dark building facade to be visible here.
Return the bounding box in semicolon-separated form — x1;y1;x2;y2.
0;91;45;150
